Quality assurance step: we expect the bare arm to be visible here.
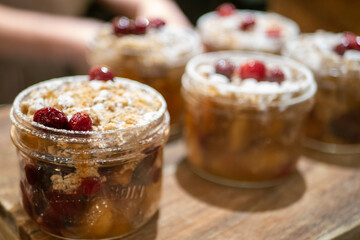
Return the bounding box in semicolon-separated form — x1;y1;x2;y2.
99;0;192;27
0;4;103;70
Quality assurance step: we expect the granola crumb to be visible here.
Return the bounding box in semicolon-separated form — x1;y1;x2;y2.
20;77;163;131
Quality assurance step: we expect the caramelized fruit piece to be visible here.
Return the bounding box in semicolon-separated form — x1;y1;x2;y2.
152;167;161;183
102;165;134;186
215;59;235;79
47;190;83;217
333;43;347;56
79;177;101;197
89;66;114;81
68;112;93;131
333;32;360;55
344;32;360;50
31;187;48;216
216;3;236;17
20;182;33;218
25;164;40;185
240;14;256;31
40;206;62;235
276;161;296;178
81;199;114;237
239;60;266;81
149;18;166;29
132;147;160;185
141;183;161;218
331;110;360;143
267;68;285;84
33;107;68;129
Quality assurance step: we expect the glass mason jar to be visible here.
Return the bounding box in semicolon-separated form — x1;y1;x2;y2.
182;51;316;187
283;31;360;154
196;9;299;54
88;24;203;137
10;76;169;239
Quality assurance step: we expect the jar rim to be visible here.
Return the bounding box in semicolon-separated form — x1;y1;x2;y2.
197;9;300;34
11;76;168;138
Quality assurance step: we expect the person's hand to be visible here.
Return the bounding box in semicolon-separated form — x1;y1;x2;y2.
0;4;103;72
100;0;192;27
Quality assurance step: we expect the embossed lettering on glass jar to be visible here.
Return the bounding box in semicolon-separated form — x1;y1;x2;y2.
88;20;203;136
182;51;316;187
10;76;169;239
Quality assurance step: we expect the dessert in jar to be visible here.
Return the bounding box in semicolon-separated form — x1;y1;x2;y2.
283;31;360;154
196;3;299;54
10;66;169;239
182;51;316;187
88;16;203;136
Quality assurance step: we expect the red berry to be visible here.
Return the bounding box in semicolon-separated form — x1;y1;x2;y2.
267;68;285;84
132;147;160;185
149;18;166;29
89;66;114;81
113;16;134;35
31;187;48;216
216;3;236;17
266;27;282;38
240;14;256;31
47;190;83;217
79;177;101;197
133;17;149;35
343;32;360;51
68;112;93;131
215;59;235;79
33;107;68;129
25;164;40;186
333;43;347;56
239;60;266;81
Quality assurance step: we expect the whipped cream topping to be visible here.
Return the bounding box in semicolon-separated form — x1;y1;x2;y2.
183;52;316;110
197;10;299;53
89;24;203;67
19;76;166;131
283;30;360;78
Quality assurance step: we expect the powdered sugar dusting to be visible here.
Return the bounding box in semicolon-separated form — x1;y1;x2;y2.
20;77;165;131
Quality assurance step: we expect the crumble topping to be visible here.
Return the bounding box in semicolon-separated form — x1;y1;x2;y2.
283;30;360;78
20;76;164;131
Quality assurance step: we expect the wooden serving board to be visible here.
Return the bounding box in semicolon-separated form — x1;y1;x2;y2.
1;105;360;240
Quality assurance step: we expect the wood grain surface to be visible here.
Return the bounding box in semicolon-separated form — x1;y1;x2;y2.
1;105;360;240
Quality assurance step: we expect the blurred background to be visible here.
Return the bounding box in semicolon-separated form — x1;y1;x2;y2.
0;0;358;104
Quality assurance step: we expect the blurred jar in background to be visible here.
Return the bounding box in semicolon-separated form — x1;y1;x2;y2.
283;31;360;154
196;4;299;54
88;17;203;136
